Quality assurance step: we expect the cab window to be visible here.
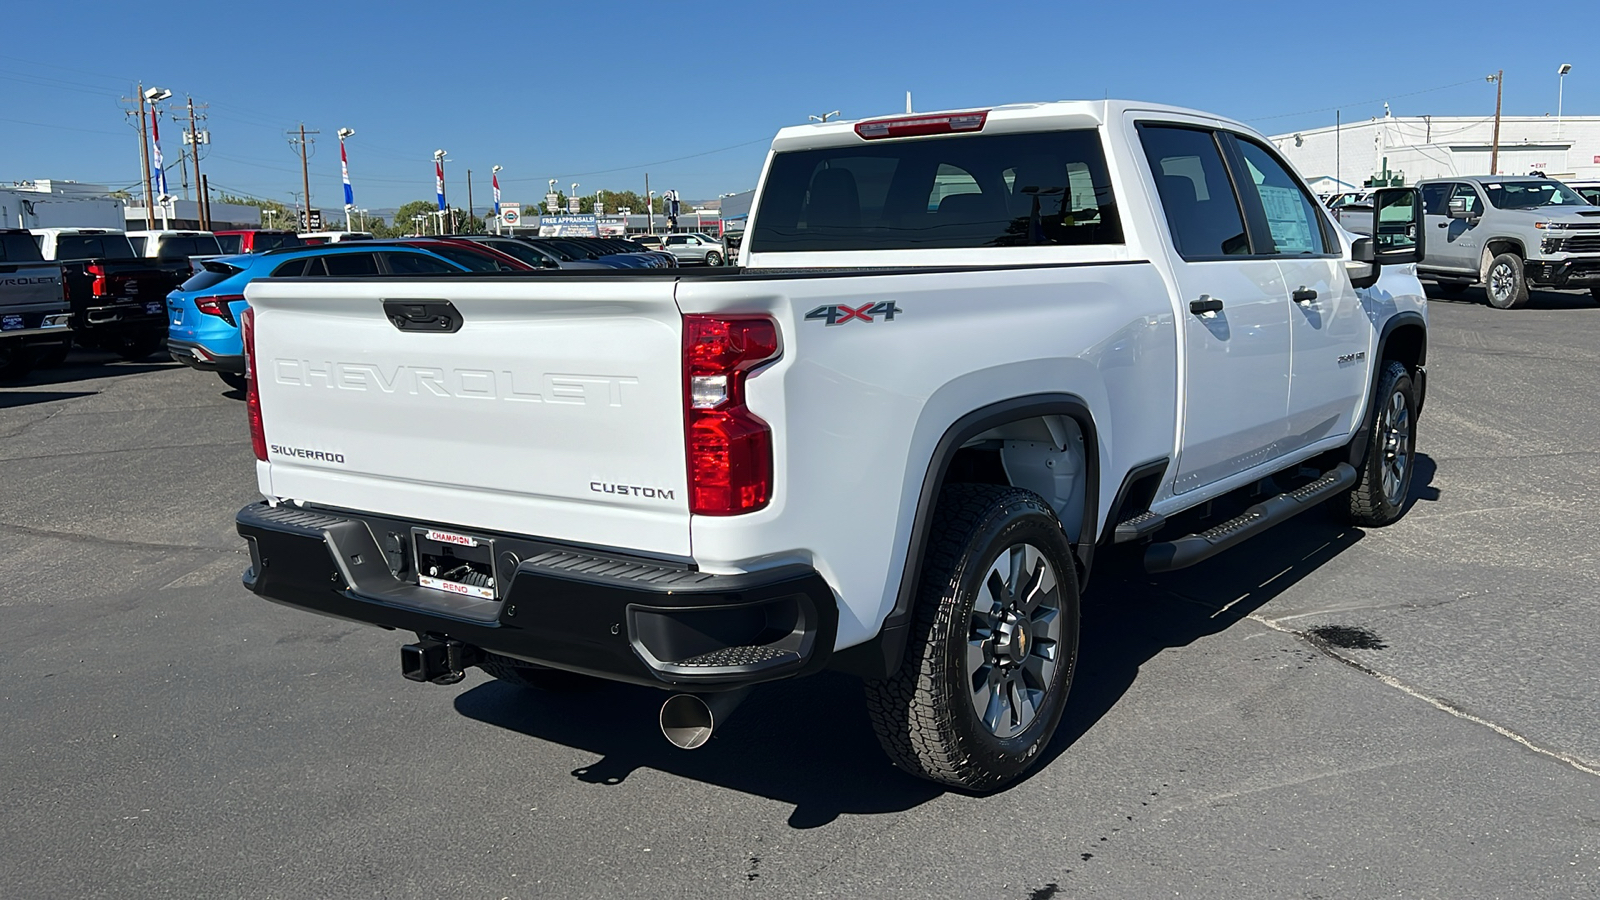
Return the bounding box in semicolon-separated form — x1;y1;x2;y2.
1420;184;1452;215
1232;138;1327;255
1449;184;1482;215
1139;125;1249;259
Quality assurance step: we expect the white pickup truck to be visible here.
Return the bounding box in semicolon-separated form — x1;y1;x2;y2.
236;101;1429;790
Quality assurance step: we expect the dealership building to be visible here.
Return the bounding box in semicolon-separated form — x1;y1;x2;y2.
1270;114;1600;194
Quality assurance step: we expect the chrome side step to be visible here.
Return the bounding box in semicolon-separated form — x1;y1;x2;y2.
1144;463;1358;574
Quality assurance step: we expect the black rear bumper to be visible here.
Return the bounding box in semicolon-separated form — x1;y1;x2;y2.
235;502;837;690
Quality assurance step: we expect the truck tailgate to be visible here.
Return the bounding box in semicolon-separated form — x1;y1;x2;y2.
246;277;691;557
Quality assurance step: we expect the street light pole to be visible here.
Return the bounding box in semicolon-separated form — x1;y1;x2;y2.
1558;63;1573;142
1487;70;1504;176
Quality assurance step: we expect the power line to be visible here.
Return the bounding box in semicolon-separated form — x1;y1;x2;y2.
1246;78;1485;122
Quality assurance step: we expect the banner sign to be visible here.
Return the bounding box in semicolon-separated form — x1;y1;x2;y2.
539;214;598;237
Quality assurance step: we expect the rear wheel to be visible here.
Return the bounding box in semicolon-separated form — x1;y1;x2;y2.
0;343;35;380
479;653;599;691
112;330;165;361
864;484;1079;791
705;251;724;266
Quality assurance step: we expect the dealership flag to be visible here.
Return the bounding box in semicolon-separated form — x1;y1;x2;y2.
492;173;501;215
342;141;353;207
150;114;167;197
435;160;446;211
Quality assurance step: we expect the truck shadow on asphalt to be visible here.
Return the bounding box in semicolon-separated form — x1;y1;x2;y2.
454;454;1438;829
1426;286;1599;310
3;354;180;391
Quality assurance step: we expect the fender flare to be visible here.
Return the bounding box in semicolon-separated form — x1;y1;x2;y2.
1348;311;1428;469
830;393;1099;679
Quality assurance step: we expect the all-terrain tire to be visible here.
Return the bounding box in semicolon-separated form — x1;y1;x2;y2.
1345;360;1418;527
1482;251;1529;309
479;653;599;691
863;483;1080;791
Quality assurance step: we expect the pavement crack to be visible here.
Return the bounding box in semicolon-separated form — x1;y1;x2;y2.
0;440;242;463
0;405;74;440
0;521;246;556
1250;613;1600;778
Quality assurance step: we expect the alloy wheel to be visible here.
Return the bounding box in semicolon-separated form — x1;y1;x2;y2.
965;542;1063;739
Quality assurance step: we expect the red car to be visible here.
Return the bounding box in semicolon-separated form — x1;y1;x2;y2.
213;230;306;255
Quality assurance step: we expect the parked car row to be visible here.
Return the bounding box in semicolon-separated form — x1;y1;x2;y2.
0;223;726;381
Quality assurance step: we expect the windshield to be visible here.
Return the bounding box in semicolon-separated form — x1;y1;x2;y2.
474;240;553;267
528;240;578;261
254;233;305;252
56;234;136;260
1484;180;1592;209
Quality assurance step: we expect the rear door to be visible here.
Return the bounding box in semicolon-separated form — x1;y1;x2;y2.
1138;123;1291;495
247;277;692;556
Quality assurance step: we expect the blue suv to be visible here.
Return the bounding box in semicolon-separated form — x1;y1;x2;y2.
166;243;472;387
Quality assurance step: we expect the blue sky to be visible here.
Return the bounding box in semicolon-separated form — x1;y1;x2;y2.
3;0;1595;213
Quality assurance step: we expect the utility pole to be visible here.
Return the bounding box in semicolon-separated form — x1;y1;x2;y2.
184;97;208;226
134;84;155;229
467;169;474;222
288;124;319;230
644;172;651;235
1487;70;1504;176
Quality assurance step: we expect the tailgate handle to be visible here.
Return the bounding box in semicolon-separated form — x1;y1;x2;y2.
383;299;462;333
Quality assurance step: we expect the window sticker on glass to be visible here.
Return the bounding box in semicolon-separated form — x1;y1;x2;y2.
1257;185;1315;253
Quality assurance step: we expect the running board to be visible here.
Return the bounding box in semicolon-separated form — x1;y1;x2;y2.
1144;463;1357;574
1114;509;1166;544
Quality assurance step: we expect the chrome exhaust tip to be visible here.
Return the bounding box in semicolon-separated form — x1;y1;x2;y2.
659;689;750;750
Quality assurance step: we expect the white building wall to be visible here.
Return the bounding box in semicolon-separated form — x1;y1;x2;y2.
1271;116;1600;192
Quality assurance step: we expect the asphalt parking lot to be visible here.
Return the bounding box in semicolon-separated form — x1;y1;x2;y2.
2;285;1597;899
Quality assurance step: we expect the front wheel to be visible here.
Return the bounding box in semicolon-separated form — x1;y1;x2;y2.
1483;252;1529;309
864;484;1080;791
1345;360;1417;527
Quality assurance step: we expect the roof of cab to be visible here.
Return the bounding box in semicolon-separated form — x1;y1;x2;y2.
767;99;1260;153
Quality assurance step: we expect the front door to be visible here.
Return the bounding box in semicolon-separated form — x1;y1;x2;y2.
1138;123;1292;496
1228;136;1371;455
1437;183;1487;272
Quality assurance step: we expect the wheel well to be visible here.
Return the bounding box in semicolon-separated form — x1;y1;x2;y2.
1382;322;1426;376
1483;238;1524;261
945;415;1089;545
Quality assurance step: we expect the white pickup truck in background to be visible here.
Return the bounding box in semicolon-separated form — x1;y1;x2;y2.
235;100;1429;790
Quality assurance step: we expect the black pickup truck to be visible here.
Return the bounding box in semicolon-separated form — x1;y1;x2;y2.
0;229;72;379
33;228;181;361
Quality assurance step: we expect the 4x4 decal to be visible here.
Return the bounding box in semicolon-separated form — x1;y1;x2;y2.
805;301;903;326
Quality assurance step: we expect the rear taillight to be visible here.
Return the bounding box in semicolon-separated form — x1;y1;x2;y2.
86;263;108;297
194;294;243;327
855;110;989;140
683;315;780;515
242;307;267;461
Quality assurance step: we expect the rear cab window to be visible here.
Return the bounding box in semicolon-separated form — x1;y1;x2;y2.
749;129;1122;252
1;232;47;262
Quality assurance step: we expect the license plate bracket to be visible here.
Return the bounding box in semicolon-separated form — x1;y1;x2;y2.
411;527;498;601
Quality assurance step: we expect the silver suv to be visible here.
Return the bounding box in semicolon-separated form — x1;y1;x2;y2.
1413;175;1600;308
661;232;727;266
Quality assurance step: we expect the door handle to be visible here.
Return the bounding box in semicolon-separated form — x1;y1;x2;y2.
1436;222;1449;228
1189;297;1224;314
1292;287;1318;303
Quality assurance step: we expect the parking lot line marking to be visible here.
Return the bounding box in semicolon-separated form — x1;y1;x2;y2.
1248;613;1600;778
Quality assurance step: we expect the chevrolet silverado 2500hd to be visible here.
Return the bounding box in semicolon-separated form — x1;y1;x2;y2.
0;228;72;378
235;101;1429;790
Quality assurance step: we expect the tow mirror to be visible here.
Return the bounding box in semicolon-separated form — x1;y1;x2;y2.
1447;196;1473;220
1346;187;1422;289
